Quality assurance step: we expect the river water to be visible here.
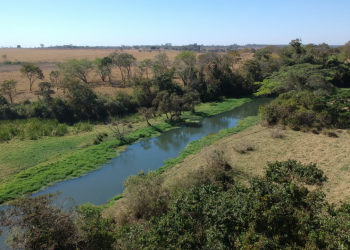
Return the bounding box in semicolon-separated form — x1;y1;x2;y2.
0;98;271;247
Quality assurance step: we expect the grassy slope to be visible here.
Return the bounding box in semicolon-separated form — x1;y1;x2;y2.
0;97;252;204
161;125;350;204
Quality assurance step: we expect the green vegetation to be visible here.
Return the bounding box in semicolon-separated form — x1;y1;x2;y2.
0;118;69;142
260;89;350;130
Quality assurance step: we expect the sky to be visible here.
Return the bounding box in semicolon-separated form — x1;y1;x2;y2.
0;0;349;48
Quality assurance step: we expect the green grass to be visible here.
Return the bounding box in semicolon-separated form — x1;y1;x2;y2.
182;97;252;119
0;97;253;204
0;123;173;204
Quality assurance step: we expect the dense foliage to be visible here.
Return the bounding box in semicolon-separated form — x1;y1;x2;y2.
117;161;350;250
259;89;350;130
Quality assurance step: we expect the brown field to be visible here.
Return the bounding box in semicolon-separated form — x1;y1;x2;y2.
0;48;181;63
162;125;350;204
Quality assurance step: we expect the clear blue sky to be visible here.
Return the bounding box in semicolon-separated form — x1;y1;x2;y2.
1;0;349;47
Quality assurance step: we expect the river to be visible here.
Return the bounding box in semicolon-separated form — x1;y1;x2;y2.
0;98;271;247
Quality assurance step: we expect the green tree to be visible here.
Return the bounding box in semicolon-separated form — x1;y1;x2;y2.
254;63;335;96
57;58;94;83
93;57;113;83
154;52;170;74
110;52;136;84
38;81;53;102
0;193;79;250
49;70;62;89
0;79;17;103
139;59;153;78
20;63;44;91
174;51;197;85
66;80;104;119
289;38;303;54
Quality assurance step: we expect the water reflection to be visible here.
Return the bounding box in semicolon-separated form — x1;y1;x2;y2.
140;139;152;150
154;129;190;152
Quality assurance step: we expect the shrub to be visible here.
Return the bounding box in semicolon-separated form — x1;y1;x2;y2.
73;121;93;132
123;171;171;221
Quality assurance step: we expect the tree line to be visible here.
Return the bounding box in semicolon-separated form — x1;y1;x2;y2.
0;49;258;122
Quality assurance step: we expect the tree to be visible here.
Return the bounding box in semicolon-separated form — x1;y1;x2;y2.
93;57;113;83
289;38;303;54
40;44;44;48
138;107;155;126
57;59;94;83
49;70;62;89
0;79;17;103
38;81;53;102
17;45;21;48
66;80;103;119
0;193;79;250
110;52;136;84
154;52;170;74
139;59;153;78
20;63;44;91
254;63;335;96
174;51;198;85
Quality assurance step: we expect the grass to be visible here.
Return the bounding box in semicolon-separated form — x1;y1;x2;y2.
0;97;253;204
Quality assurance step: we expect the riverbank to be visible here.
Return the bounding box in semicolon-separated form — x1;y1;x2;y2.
104;121;350;222
0;97;252;204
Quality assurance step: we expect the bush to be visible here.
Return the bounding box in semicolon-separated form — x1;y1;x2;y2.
120;161;345;250
73;121;93;132
123;171;171;221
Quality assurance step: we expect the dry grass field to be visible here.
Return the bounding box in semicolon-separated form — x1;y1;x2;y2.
162;125;350;204
0;49;181;63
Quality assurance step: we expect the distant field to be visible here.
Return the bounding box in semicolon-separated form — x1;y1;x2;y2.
0;48;181;63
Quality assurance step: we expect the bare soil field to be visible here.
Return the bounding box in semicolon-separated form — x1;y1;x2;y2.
163;125;350;204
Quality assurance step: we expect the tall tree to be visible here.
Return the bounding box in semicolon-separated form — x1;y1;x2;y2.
57;59;94;83
0;79;17;103
93;57;113;83
110;52;136;84
174;51;198;85
139;59;153;78
154;52;170;74
20;63;44;91
49;70;62;89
